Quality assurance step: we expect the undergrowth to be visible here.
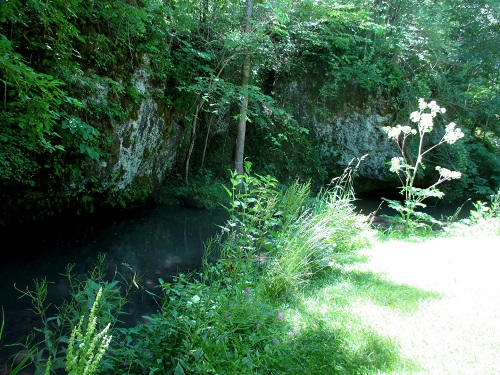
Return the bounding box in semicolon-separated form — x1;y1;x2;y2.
5;162;497;374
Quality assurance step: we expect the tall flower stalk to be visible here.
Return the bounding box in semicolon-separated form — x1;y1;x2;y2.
382;98;464;232
64;287;112;375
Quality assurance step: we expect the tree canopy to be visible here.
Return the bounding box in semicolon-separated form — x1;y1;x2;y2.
1;0;498;223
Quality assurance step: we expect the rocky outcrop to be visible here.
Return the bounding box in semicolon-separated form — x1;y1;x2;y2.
97;59;185;196
274;79;400;192
316;112;391;174
95;69;400;200
106;97;182;192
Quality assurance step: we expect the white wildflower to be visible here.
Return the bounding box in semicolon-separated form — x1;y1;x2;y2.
401;125;416;135
389;157;405;173
443;122;464;144
410;111;420;123
428;100;440;115
419;113;434;133
383;125;416;140
418;98;427;111
383;126;401;140
436;166;461;180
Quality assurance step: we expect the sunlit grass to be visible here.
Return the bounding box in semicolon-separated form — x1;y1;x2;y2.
257;272;416;374
262;257;443;374
262;220;500;374
346;232;500;375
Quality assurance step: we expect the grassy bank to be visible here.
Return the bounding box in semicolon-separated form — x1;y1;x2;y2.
2;167;499;374
352;235;500;375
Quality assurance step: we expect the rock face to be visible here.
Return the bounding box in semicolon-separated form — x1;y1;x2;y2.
97;60;185;196
106;97;182;192
314;111;398;192
274;79;400;192
97;69;400;199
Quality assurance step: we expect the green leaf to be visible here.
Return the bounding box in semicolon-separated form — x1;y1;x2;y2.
174;362;185;375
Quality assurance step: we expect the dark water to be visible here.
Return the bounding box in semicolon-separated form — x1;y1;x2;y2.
0;205;227;373
353;190;474;220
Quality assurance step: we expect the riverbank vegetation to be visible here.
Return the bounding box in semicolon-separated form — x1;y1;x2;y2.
2;0;499;372
3;164;498;374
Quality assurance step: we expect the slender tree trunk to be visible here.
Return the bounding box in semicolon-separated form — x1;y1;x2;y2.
200;116;213;170
184;55;237;185
234;0;252;175
184;101;203;185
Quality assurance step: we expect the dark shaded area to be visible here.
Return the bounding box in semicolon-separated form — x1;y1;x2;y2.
353;188;474;221
0;205;154;264
0;205;227;374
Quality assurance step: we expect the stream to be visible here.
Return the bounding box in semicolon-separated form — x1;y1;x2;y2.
0;205;227;373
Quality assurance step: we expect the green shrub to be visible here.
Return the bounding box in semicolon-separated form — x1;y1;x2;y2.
114;270;282;374
262;160;370;299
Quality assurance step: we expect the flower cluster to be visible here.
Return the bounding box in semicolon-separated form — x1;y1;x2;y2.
383;98;464;147
389;156;405;173
436;166;461;180
65;288;113;375
381;98;465;232
382;124;416;141
443;122;464;144
410;98;447;134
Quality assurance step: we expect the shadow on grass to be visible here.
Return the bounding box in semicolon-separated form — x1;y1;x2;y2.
313;250;443;314
341;269;443;313
262;311;415;375
266;256;444;374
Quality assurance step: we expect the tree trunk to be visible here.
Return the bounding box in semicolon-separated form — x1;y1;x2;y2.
200;115;213;170
184;101;203;185
184;55;237;185
234;0;252;175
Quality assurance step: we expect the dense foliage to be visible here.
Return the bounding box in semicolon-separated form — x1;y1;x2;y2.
1;0;499;223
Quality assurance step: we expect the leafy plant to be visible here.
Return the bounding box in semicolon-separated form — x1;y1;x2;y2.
13;254;131;374
220;160;280;265
263;157;370;299
214;158;369;300
113;266;284;374
459;191;500;236
382;98;465;233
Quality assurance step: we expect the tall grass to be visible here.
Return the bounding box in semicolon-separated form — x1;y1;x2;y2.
262;158;371;299
263;196;369;299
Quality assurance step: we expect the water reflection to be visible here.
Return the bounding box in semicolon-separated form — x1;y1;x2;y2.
0;205;227;373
